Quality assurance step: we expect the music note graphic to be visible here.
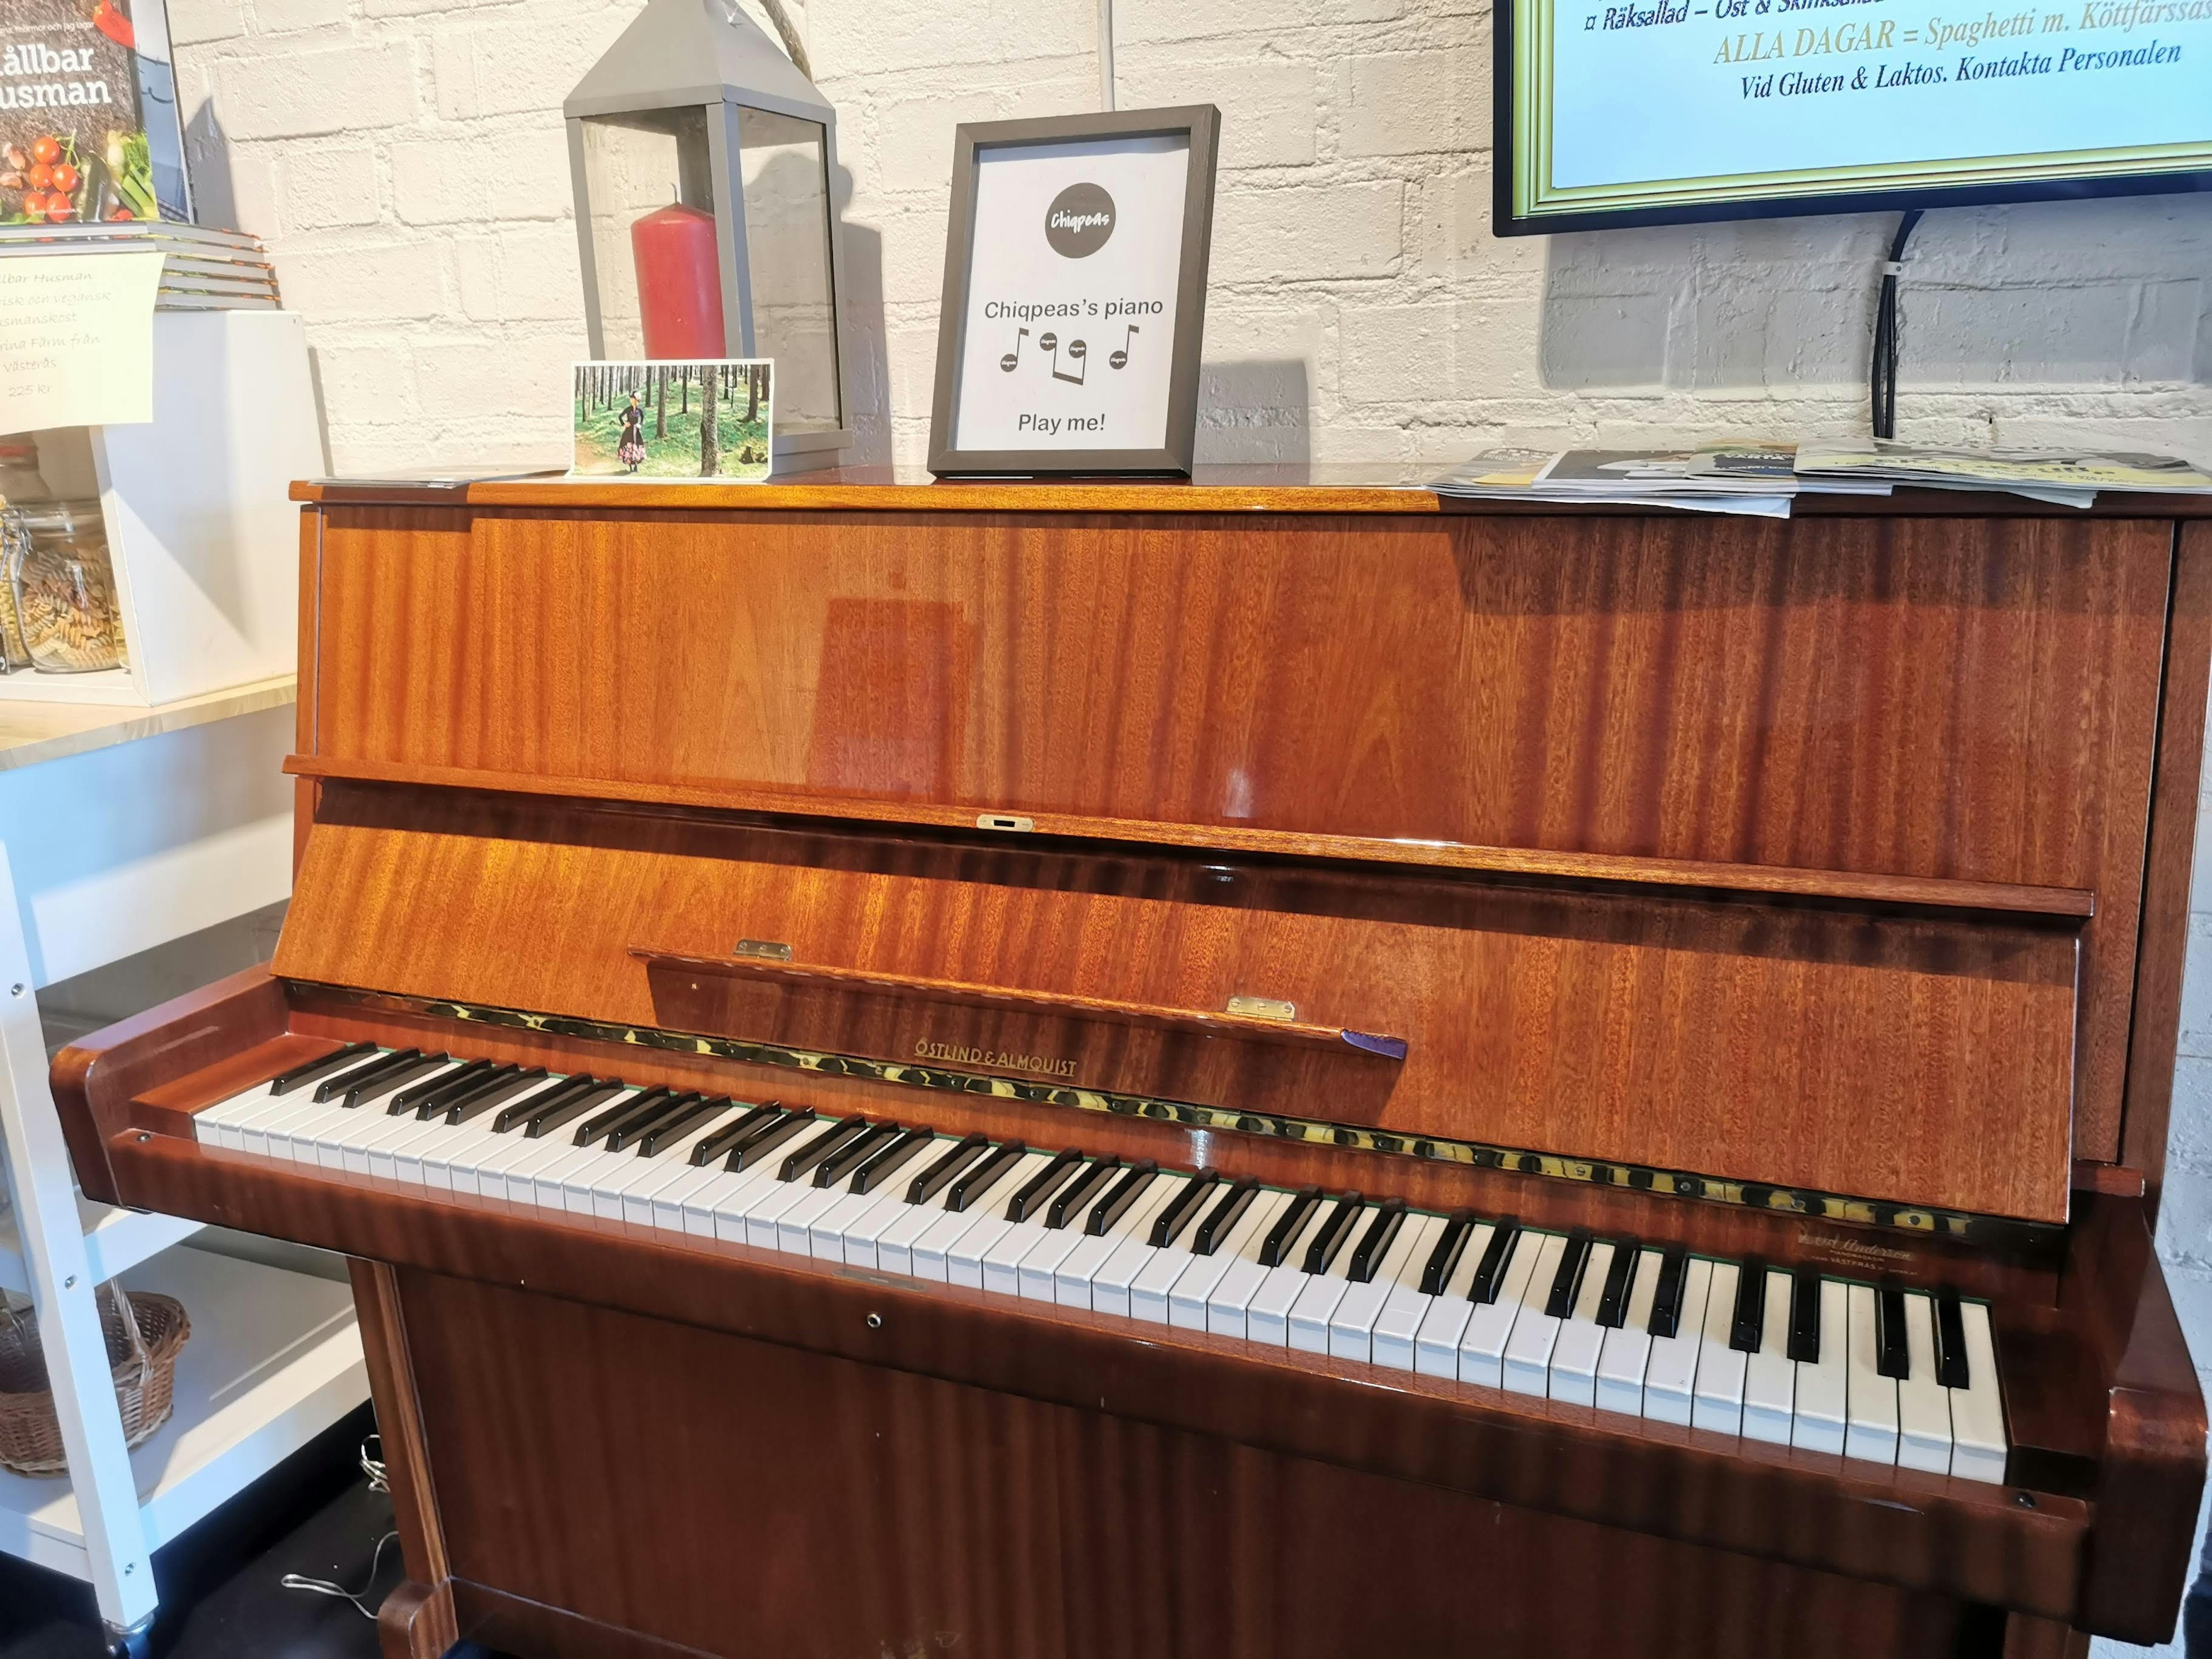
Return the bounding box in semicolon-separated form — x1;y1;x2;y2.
1039;332;1059;354
1054;338;1088;387
1109;324;1139;370
1000;327;1029;372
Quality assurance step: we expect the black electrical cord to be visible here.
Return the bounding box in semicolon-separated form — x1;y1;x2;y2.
1869;209;1923;441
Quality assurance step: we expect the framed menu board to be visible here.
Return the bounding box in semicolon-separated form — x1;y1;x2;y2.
2;0;191;226
928;106;1219;477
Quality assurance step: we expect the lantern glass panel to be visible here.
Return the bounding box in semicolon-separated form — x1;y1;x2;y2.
736;107;840;431
580;108;721;359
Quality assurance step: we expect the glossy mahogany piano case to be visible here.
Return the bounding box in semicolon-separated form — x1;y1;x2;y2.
53;472;2212;1658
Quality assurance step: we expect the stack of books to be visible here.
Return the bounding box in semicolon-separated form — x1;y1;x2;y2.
0;221;280;311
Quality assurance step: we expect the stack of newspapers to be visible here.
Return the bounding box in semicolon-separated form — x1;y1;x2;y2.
0;221;281;312
1435;441;2212;516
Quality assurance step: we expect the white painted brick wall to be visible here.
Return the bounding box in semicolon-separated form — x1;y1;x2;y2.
171;2;2212;1644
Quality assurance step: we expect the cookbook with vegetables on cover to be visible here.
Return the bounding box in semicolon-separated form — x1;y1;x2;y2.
0;0;189;225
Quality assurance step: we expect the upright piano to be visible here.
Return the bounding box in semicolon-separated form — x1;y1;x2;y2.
52;472;2211;1658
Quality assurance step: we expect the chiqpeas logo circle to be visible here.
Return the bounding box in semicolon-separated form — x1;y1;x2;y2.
1045;183;1116;258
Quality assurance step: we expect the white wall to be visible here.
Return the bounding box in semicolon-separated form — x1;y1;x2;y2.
165;1;2212;1647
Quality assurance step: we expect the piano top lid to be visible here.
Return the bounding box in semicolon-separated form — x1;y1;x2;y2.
289;465;2212;519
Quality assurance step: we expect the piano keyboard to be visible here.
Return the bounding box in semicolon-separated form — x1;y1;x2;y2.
199;1047;2011;1483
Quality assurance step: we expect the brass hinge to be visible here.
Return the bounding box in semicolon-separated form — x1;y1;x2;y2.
1226;994;1297;1022
734;939;794;961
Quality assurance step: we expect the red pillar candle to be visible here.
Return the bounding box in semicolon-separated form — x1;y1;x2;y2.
631;203;728;359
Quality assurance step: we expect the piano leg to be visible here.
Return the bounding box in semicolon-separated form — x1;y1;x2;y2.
351;1261;461;1659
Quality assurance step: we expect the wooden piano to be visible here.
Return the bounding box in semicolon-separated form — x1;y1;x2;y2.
50;471;2211;1658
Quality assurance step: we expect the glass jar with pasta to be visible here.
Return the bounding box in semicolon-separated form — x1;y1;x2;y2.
1;499;127;674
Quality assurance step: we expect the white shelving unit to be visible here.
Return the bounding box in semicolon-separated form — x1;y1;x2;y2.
0;680;369;1653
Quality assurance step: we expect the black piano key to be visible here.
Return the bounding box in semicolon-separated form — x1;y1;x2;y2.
635;1094;730;1157
1876;1282;1911;1380
850;1127;935;1195
1301;1194;1366;1276
1935;1286;1971;1389
609;1090;710;1154
313;1047;421;1103
1347;1199;1409;1285
575;1085;676;1147
1787;1265;1823;1363
1646;1245;1690;1338
413;1060;509;1120
446;1067;550;1126
1258;1187;1324;1268
946;1142;1027;1212
495;1073;590;1134
346;1052;449;1110
1192;1178;1260;1256
1005;1149;1085;1221
391;1057;490;1116
521;1080;624;1139
1046;1157;1120;1229
1543;1230;1594;1318
779;1116;874;1183
1730;1255;1769;1353
1469;1218;1524;1305
815;1122;906;1188
1593;1237;1640;1328
1419;1212;1478;1297
907;1134;991;1206
268;1041;378;1096
685;1100;775;1166
1085;1161;1161;1237
726;1108;819;1172
1147;1171;1222;1248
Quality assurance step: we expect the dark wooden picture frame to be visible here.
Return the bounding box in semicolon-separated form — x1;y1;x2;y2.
928;107;1220;478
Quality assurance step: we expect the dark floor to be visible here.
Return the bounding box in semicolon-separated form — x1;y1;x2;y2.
0;1403;497;1659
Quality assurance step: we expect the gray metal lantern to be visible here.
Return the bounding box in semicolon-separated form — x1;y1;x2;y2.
565;0;851;464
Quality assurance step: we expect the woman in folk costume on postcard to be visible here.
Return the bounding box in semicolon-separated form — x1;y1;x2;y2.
618;393;647;474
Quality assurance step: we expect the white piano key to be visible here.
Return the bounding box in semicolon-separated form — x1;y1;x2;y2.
1055;1173;1181;1310
1501;1233;1571;1396
746;1143;862;1249
1791;1279;1850;1455
619;1111;747;1224
209;1078;323;1150
1546;1240;1618;1407
774;1175;864;1253
1742;1268;1797;1446
1329;1212;1440;1363
1170;1190;1293;1332
340;1091;462;1177
1206;1194;1321;1339
501;1124;592;1205
195;1076;287;1143
1128;1183;1226;1325
1947;1301;2009;1484
1369;1214;1460;1372
1844;1283;1900;1466
981;1214;1056;1296
842;1185;930;1267
445;1082;575;1194
1250;1197;1364;1347
810;1179;911;1260
1596;1248;1662;1418
1286;1202;1381;1354
240;1090;338;1158
1459;1230;1547;1389
683;1166;772;1238
1412;1221;1495;1378
1896;1291;1955;1475
647;1160;730;1230
1641;1257;1714;1426
1691;1261;1748;1435
1092;1174;1196;1315
262;1095;350;1162
937;1153;1057;1286
370;1115;452;1184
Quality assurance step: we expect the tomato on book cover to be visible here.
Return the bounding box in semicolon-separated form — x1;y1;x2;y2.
0;0;190;226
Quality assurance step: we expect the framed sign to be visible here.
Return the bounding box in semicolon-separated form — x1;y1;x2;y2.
928;106;1218;477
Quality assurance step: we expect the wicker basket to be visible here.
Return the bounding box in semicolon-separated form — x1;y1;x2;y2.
0;1286;190;1478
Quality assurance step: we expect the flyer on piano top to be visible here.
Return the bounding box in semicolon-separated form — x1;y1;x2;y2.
1;0;190;227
